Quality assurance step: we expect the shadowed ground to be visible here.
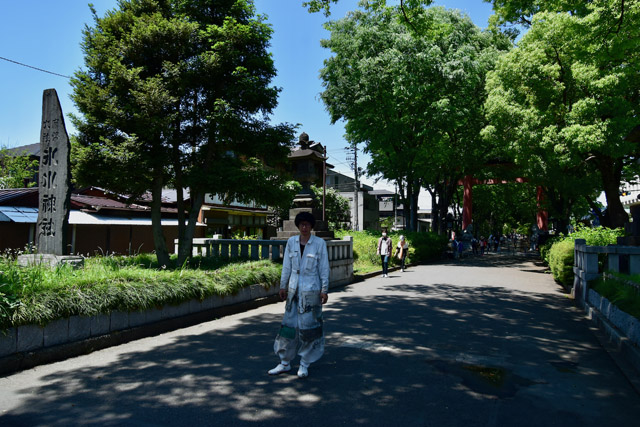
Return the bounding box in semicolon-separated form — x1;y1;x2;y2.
1;255;639;426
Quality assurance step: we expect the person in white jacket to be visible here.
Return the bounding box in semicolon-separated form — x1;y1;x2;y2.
268;212;330;378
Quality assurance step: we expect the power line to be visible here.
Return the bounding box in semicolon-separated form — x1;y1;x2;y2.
0;55;71;79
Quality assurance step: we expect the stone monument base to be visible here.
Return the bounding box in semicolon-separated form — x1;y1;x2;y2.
276;207;335;240
17;254;85;269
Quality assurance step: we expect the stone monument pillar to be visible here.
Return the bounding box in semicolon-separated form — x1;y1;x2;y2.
276;133;334;240
19;89;83;268
37;89;72;255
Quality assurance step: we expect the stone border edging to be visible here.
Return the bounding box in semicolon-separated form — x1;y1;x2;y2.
585;289;640;392
0;284;278;376
0;274;353;377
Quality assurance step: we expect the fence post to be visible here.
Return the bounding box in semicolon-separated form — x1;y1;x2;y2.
221;243;229;259
240;242;249;258
608;250;619;273
631;254;640;275
231;243;239;258
574;239;586;303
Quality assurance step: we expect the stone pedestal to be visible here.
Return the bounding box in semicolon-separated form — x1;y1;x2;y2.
17;254;84;269
277;207;334;240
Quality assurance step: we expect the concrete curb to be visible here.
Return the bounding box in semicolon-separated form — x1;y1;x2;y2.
585;298;640;395
0;291;280;377
0;284;279;377
0;275;353;377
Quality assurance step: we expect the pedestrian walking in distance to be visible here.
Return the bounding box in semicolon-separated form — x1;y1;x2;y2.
377;231;393;277
269;212;330;378
396;235;409;272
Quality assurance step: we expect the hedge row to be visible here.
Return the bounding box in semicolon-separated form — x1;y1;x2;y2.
545;226;623;287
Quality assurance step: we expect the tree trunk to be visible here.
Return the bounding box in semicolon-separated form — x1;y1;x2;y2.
177;191;205;266
598;157;628;229
151;173;170;268
427;186;438;233
409;180;420;232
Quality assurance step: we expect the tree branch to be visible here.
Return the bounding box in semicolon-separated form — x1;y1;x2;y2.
616;0;625;34
400;0;418;33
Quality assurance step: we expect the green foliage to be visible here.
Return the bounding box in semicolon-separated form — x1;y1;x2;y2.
320;5;510;232
0;147;39;189
592;275;640;320
71;0;295;266
484;0;640;228
310;185;352;230
547;239;575;288
469;182;539;237
547;226;623;286
335;230;447;273
0;254;281;330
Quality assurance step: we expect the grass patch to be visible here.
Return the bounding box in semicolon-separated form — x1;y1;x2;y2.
0;254;281;331
591;273;640;320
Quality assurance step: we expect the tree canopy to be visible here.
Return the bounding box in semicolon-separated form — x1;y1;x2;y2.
71;0;294;266
0;147;38;189
484;0;640;228
320;5;510;232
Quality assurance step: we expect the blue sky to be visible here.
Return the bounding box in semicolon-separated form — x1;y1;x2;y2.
0;0;494;204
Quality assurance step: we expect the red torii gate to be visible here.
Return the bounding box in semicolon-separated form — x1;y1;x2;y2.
461;175;548;232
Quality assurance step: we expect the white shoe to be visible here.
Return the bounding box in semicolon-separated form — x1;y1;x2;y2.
268;363;291;375
297;364;309;378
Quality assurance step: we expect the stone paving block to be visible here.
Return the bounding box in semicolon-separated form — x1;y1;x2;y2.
110;311;129;332
189;299;204;314
250;284;271;300
202;296;217;310
69;316;91;341
0;328;17;358
212;295;225;308
128;310;147;328
90;314;111;337
145;307;162;324
220;287;251;307
17;325;44;352
43;318;69;348
162;301;191;320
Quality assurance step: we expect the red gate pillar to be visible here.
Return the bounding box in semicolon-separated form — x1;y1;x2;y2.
463;175;473;230
536;186;548;231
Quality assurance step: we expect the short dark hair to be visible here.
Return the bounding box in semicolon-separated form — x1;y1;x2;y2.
294;211;316;229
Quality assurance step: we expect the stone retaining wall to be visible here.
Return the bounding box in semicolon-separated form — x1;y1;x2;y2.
0;258;353;363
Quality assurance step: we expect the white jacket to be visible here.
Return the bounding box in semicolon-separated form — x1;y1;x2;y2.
280;234;330;295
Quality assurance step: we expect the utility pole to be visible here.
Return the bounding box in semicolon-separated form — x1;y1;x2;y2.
394;182;398;231
323;146;327;222
346;145;360;231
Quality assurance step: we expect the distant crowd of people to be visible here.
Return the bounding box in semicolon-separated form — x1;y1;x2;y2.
450;232;538;258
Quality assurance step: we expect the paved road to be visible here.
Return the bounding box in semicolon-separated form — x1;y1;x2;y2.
1;256;639;426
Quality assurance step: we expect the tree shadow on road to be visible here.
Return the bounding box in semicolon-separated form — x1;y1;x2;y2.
2;276;639;426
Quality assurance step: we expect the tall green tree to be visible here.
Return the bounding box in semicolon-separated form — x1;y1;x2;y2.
484;0;640;228
71;0;294;266
0;147;39;189
320;5;510;232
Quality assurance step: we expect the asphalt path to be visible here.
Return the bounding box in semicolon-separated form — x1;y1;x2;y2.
1;255;640;426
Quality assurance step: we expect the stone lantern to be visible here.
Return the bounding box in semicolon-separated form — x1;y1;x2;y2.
276;133;334;239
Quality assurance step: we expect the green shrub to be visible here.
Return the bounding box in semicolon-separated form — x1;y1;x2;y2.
539;236;560;264
548;239;575;287
335;230;447;274
546;226;623;287
591;274;640;320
